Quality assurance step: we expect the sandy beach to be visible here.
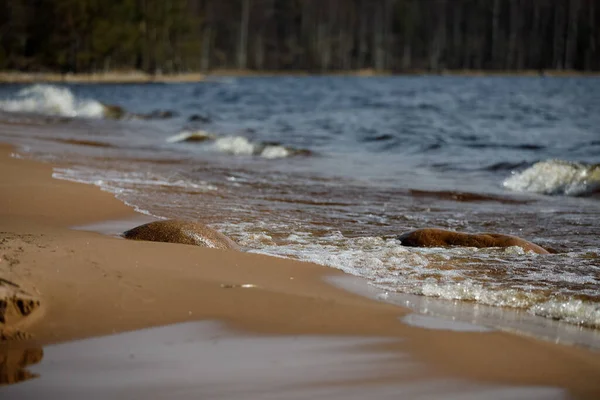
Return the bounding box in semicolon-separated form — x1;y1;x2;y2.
1;143;600;398
1;70;598;84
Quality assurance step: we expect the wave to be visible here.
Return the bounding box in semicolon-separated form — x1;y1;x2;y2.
166;131;311;159
503;159;600;196
53;167;218;204
213;136;292;159
0;84;177;121
234;229;600;328
0;84;106;118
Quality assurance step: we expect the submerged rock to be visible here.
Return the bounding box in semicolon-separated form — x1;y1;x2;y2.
145;109;178;119
166;130;215;143
101;103;178;120
397;228;549;254
188;114;211;123
122;220;240;250
102;103;126;119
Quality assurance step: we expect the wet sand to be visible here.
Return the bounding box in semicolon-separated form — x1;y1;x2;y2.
1;321;567;400
1;143;600;398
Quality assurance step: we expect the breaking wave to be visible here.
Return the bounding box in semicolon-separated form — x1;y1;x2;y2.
213;136;292;159
503;160;600;196
0;84;106;118
167;131;310;159
228;227;600;329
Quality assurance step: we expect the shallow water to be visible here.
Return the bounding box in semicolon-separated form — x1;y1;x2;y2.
331;275;600;349
1;321;566;400
0;77;599;331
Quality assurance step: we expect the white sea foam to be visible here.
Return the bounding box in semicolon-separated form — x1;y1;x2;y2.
213;135;291;159
214;136;256;155
238;228;600;328
530;299;600;327
0;84;105;118
503;159;600;196
260;145;290;159
54;167;218;192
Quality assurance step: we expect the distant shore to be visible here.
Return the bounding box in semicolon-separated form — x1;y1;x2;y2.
1;69;599;84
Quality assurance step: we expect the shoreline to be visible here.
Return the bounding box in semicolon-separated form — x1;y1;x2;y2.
0;69;599;84
1;143;600;397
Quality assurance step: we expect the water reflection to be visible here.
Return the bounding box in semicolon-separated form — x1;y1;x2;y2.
0;322;565;399
0;347;43;385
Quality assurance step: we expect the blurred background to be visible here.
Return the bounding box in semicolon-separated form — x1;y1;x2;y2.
0;0;598;74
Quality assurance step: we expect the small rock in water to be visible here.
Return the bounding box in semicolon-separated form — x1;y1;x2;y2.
122;220;240;250
145;109;178;119
397;228;549;254
101;103;126;119
188;114;211;123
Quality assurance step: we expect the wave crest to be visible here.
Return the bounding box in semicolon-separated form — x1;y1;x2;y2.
503;160;600;196
167;131;310;159
214;136;292;159
0;84;105;118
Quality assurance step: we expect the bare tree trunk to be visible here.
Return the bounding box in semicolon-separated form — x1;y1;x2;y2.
237;0;250;69
564;0;580;69
507;0;520;70
491;0;500;67
588;0;597;70
317;22;331;71
451;5;461;69
530;2;542;70
357;0;368;69
373;1;384;71
553;1;565;69
254;33;264;70
429;0;446;71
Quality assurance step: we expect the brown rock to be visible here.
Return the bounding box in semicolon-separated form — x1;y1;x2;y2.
101;103;126;119
122;220;240;250
397;228;549;254
0;281;42;341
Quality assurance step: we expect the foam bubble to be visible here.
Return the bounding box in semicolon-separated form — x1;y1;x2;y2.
530;298;600;327
260;145;290;159
212;136;292;159
503;160;600;196
213;136;256;156
53;167;217;193
0;84;105;118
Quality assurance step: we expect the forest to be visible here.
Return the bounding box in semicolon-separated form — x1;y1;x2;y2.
0;0;598;73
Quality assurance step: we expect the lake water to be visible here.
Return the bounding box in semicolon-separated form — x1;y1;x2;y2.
0;76;599;331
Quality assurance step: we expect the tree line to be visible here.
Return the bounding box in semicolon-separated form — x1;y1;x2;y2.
1;0;598;73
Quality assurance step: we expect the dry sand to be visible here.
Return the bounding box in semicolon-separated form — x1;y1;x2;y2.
0;144;600;398
0;71;206;84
